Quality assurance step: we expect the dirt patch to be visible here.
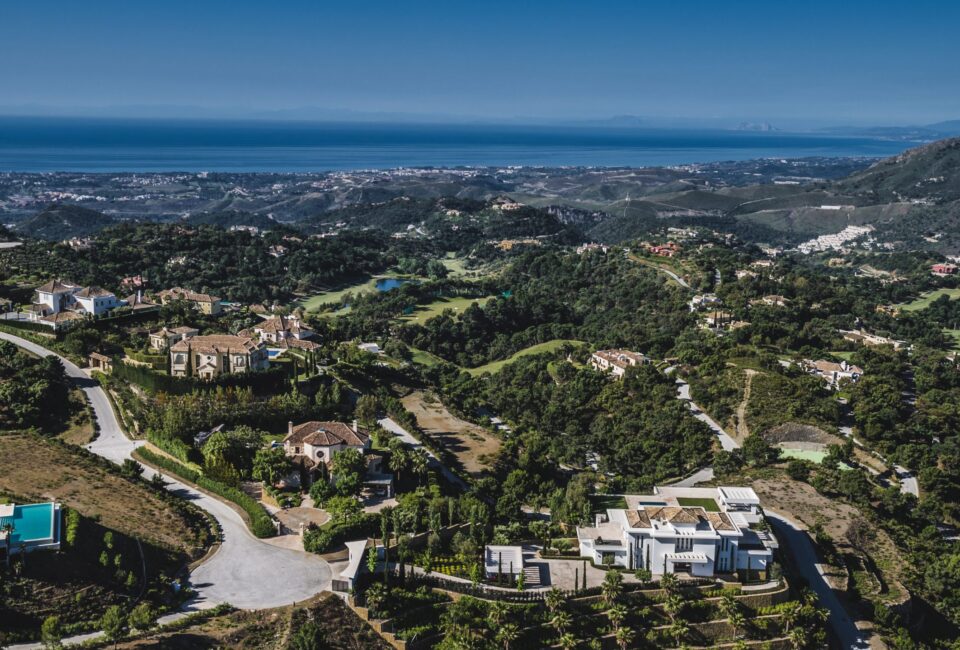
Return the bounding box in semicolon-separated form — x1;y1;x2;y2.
401;390;501;476
0;432;207;554
754;476;909;605
276;506;329;534
733;369;757;444
761;423;842;446
115;592;390;649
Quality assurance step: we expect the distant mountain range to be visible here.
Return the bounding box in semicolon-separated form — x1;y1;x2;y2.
820;120;960;140
10;136;960;253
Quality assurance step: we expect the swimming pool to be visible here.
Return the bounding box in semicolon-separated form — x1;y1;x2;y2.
0;502;60;549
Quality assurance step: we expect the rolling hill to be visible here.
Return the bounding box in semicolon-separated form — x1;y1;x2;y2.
835;137;960;203
14;203;116;240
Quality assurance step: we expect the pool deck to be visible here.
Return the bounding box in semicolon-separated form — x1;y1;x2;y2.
0;502;61;554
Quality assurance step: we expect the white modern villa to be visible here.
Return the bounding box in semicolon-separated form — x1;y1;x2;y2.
577;486;777;580
29;279;125;327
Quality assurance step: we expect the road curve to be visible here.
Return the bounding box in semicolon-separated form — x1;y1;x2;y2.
673;374;739;452
0;331;332;613
765;511;871;650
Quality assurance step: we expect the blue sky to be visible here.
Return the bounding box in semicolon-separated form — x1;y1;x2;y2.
1;0;958;126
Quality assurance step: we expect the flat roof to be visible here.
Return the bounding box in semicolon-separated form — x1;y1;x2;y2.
719;486;760;504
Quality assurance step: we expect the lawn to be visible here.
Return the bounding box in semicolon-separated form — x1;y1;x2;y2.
899;288;960;312
676;497;721;512
410;347;447;368
295;277;383;312
944;328;960;350
590;494;628;514
400;295;494;325
830;350;855;361
465;339;583;376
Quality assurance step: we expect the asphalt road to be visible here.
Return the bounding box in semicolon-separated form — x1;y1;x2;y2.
2;332;332;646
673;374;739;452
766;511;871;650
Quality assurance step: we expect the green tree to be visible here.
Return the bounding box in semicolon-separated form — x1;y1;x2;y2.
355;395;379;425
331;448;366;496
325;495;362;525
100;605;127;648
251;447;291;485
40;615;62;649
127;602;155;632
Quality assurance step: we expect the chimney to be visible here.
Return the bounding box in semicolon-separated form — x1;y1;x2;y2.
288;421;294;437
352;419;358;433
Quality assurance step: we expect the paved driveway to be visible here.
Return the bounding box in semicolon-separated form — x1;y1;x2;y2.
0;332;332;614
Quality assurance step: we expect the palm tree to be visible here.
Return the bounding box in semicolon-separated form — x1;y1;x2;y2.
728;610;747;640
788;626;808;650
410;448;430;484
601;570;623;607
488;601;509;629
717;594;739;620
660;572;679;595
663;593;685;622
544;587;565;614
363;583;388;618
614;625;634;650
558;633;578;650
606;604;627;631
497;623;520;650
550;611;572;635
669;619;689;647
780;600;803;633
388;445;409;483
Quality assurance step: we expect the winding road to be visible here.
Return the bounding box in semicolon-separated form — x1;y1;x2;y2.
2;332;332;644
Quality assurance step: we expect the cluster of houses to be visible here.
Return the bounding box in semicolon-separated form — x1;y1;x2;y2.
26;278;227;330
22;278;326;382
590;349;650;378
577;486;776;580
158;314;319;380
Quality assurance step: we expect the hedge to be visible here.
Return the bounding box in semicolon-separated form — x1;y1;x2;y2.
135;447;276;538
303;514;379;553
111;360;289;395
147;432;196;464
0;318;56;334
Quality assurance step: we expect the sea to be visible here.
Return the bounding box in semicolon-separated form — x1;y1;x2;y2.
0;116;922;173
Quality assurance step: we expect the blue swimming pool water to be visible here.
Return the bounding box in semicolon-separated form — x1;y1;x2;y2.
0;503;56;545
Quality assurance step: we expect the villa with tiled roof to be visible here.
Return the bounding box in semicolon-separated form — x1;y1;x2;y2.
590;349;650;378
254;314;314;343
577;486;776;580
169;334;268;379
156;287;222;315
282;420;370;465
